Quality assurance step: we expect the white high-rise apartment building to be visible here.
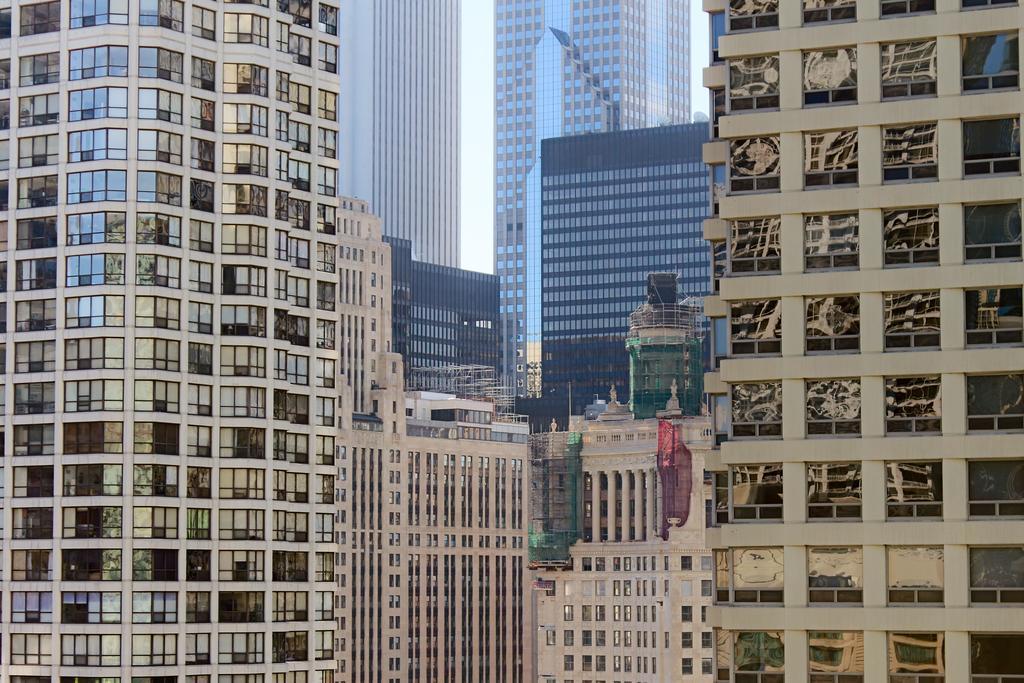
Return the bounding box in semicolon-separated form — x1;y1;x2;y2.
0;3;529;681
339;0;461;267
0;0;369;680
703;0;1024;680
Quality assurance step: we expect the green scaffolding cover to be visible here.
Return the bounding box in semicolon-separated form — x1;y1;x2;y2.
627;336;704;419
528;431;582;566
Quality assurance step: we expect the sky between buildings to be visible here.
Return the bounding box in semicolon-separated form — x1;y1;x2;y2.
458;0;711;273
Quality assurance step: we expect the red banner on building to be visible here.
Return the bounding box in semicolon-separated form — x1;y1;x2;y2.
657;419;693;539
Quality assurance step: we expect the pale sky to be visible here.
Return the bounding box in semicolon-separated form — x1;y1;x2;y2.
458;0;711;273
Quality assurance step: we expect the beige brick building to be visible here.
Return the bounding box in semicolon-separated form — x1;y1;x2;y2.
340;389;531;683
702;0;1024;680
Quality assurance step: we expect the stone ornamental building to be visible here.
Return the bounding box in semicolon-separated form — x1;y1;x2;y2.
532;390;715;682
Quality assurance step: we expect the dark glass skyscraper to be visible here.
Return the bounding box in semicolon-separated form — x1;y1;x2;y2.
494;0;691;397
387;237;500;377
540;123;709;415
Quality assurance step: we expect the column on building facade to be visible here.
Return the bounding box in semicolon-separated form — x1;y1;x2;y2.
647;468;658;538
591;471;601;543
630;471;638;540
621;467;632;541
608;470;617;542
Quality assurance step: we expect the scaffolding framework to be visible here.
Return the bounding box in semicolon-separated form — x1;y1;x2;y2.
407;364;517;419
528;431;583;569
627;297;705;419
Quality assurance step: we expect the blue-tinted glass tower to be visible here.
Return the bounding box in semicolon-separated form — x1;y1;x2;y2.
494;0;690;396
540;123;709;415
386;237;500;377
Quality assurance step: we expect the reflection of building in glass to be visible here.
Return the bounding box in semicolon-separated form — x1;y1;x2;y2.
730;464;784;509
889;632;945;675
808;631;864;675
881;40;937;83
807;463;862;502
883;123;937;166
805;129;859;172
730;217;781;272
887;462;941;503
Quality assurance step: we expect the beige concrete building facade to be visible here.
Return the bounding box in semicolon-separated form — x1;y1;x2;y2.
533;404;715;683
340;390;531;683
702;0;1024;680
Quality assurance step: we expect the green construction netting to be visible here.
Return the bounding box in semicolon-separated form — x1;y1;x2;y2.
528;431;582;566
627;336;703;419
